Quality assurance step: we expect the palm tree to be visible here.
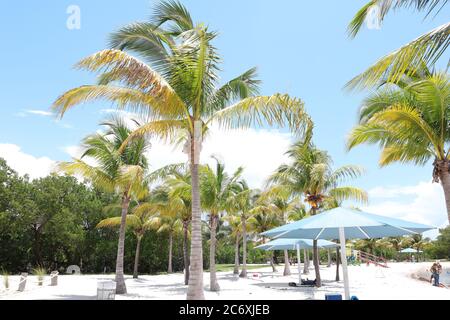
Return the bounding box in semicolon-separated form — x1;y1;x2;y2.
56;117;149;294
153;214;183;273
223;214;242;275
346;0;449;90
355;239;379;255
268;140;367;287
200;157;243;291
347;71;450;223
163;167;193;285
226;181;260;278
260;187;304;276
404;234;430;261
248;203;282;272
52;1;310;300
97;201;157;278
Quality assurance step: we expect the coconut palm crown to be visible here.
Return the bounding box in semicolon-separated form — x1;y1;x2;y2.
347;69;450;223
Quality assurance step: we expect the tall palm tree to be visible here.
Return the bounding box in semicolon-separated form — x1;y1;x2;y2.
52;1;310;300
96;201;157;278
200;157;243;291
56;117;149;294
347;71;450;223
226;181;260;278
346;0;449;90
268;140;367;287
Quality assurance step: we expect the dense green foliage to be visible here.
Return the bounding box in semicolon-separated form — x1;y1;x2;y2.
0;158;274;274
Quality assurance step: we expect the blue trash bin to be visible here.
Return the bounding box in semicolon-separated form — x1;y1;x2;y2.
325;293;342;300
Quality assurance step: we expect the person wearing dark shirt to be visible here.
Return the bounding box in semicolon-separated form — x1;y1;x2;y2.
430;261;442;287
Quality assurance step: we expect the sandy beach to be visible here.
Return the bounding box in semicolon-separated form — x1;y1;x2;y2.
1;262;448;300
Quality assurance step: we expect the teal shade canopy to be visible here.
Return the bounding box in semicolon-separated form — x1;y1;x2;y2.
261;207;435;240
399;248;423;253
256;238;337;251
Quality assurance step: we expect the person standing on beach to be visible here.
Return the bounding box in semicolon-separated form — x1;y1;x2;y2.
430;261;442;287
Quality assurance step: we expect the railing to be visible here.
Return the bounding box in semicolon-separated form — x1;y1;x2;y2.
356;250;389;268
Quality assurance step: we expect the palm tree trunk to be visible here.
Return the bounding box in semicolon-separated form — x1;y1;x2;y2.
183;221;190;285
313;240;322;287
239;217;247;278
187;130;205;300
133;236;142;279
168;232;173;273
270;252;277;272
336;247;340;281
283;250;291;276
303;249;309;274
33;228;43;267
209;215;220;291
115;195;130;294
436;159;450;224
234;237;240;275
327;249;331;267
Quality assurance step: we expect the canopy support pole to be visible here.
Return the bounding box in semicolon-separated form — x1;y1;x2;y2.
339;227;350;300
297;244;301;284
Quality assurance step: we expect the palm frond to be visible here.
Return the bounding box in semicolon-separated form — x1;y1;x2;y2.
75;49;187;117
208;67;261;112
152;0;194;34
118;119;188;153
109;22;173;68
348;0;448;38
97;215;141;229
56;160;116;193
346;22;450;90
328;187;369;204
329;165;365;184
52;85;155;119
210;94;312;136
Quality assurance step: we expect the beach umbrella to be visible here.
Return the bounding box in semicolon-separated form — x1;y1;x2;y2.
399;248;423;262
256;238;337;283
399;248;423;253
261;207;435;300
256;238;337;251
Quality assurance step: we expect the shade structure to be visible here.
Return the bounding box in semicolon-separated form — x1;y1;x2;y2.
261;207;434;240
256;238;337;251
399;248;423;253
256;239;337;284
261;207;435;300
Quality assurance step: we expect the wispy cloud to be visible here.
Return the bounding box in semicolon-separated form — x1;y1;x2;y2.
26;109;53;116
14;109;52;117
13;109;73;129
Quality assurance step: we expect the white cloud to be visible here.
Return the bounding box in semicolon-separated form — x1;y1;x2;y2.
13;110;73;129
0;144;56;180
26;109;53;117
363;182;449;239
14;110;52;118
144;125;293;189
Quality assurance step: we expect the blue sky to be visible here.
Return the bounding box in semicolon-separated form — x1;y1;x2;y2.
0;1;449;233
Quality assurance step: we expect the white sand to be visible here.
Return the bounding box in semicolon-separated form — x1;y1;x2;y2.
1;262;449;300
